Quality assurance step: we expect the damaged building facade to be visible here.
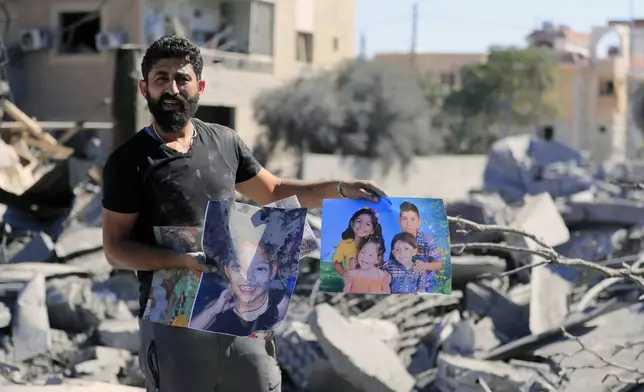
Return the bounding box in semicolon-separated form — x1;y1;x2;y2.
4;0;355;149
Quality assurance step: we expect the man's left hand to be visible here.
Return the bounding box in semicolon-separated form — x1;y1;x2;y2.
339;180;387;203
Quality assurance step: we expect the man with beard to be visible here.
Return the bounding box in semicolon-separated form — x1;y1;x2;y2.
101;36;387;392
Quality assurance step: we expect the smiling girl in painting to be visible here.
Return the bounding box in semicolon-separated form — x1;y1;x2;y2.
189;240;286;336
332;207;384;278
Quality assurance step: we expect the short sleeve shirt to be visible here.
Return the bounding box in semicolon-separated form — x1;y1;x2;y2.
101;119;262;315
332;239;358;270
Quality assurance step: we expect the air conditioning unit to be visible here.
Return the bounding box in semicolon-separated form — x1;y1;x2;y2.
95;31;125;51
19;28;50;52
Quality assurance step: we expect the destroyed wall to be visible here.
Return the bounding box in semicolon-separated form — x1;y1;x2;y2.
302;153;487;203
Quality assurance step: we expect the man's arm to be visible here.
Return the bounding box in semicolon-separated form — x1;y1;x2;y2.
102;209;201;271
236;168;384;208
101;150;201;272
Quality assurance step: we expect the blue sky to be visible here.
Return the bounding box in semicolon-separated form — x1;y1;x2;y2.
355;0;638;57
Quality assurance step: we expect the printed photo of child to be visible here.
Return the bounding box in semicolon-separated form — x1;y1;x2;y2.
321;197;451;295
382;232;434;294
188;200;307;337
343;235;391;294
332;207;383;276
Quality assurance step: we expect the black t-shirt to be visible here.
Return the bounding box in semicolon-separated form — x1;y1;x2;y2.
101;119;262;316
208;289;284;336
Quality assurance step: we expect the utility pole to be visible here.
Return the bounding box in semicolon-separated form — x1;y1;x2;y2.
627;0;636;159
359;32;367;58
410;1;418;69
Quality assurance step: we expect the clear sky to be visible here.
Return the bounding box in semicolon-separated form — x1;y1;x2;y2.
355;0;639;57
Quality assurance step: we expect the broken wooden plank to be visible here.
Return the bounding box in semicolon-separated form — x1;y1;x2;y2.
22;134;74;160
2;99;59;145
0;121;113;130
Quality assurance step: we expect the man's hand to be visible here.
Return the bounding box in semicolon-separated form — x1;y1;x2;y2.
339;180;387;203
184;252;206;274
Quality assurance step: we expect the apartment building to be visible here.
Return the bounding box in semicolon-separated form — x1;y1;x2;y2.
3;0;355;148
375;21;642;163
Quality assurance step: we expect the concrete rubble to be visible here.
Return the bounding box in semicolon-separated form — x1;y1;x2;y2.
1;132;644;392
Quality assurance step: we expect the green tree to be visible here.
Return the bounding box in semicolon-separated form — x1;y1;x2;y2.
437;46;558;153
252;59;440;172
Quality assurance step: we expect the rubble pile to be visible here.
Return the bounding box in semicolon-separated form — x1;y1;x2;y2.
275;135;644;392
0;132;644;392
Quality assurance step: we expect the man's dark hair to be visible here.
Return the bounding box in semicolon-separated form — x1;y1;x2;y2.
141;35;203;82
399;201;420;218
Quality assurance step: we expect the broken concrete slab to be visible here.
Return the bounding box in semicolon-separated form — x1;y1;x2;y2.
55;223;103;259
483;134;591;203
12;273;51;362
434;353;556;391
46;276;107;333
275;320;324;390
309;303;416;392
92;272;140;304
465;282;530;343
450;255;506;284
534;301;644;391
306;359;367;392
72;347;131;384
68;346;131;368
507;193;570;284
348;317;400;351
442;318;501;358
66;251;112;282
529;265;574;335
120;356;145;388
561;199;644;227
0;263;90;284
96;319;139;353
555;228;618;263
2;380;144;392
9;233;55;263
0;301;11;328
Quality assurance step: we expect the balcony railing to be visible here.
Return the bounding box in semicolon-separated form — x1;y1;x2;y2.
200;48;274;74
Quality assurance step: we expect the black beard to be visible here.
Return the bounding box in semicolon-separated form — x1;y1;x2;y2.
146;90;200;133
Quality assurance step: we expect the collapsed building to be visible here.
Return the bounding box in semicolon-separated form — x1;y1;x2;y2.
1;113;644;392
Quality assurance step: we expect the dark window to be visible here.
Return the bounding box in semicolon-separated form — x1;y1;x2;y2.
58;11;101;54
599;80;615;96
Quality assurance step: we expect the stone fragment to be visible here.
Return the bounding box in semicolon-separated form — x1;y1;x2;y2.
465;282;530;342
96;319;140;353
120;356;146;388
72;347;131;384
12;273;51;362
0;301;11;328
306;359;367;392
66;251;112;282
55;223;103;259
309;303;415;392
9;232;55;263
46;276;106;333
2;380;144;391
348;317;400;351
450;255;506;284
434;353;556;391
529;265;574;335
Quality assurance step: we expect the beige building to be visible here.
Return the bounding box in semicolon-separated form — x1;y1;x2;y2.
4;0;355;147
375;21;644;163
